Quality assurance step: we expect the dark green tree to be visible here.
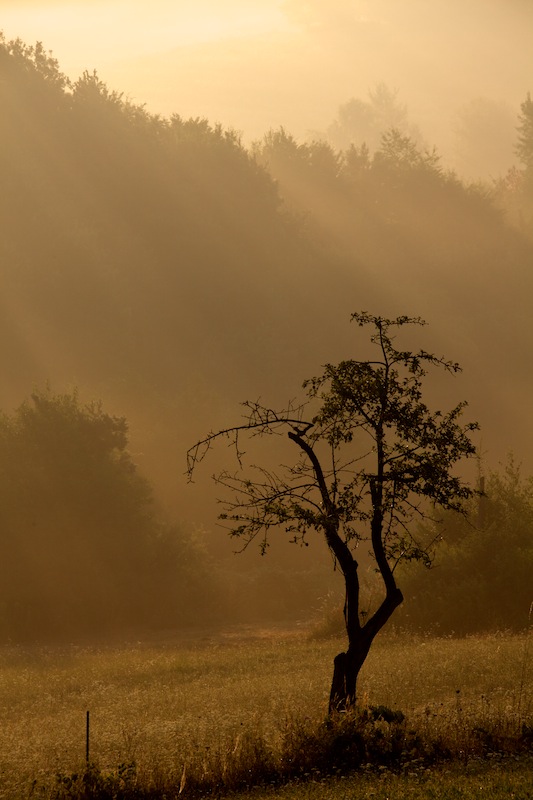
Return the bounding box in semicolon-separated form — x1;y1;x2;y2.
0;388;212;640
399;457;533;634
188;313;477;712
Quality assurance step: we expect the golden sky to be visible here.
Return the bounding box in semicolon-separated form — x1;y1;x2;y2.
0;1;288;57
1;0;532;148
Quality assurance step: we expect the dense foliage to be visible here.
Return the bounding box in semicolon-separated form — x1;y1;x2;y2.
399;458;533;634
0;389;214;640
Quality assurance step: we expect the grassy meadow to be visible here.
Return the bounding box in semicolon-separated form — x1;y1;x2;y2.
0;627;531;798
227;758;533;799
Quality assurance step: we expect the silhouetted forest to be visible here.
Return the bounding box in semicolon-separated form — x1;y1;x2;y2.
1;34;532;639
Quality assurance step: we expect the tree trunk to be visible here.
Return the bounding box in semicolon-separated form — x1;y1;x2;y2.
328;637;372;713
328;586;404;714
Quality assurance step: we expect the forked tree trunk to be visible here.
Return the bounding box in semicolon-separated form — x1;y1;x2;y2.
328;635;372;713
285;432;405;714
328;587;403;714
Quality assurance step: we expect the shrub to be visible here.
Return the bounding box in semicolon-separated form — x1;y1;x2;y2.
398;458;533;635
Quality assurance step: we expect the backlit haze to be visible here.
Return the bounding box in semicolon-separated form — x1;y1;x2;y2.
2;0;532;165
1;0;533;644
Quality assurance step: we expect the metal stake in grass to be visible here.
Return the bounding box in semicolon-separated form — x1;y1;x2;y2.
86;710;90;763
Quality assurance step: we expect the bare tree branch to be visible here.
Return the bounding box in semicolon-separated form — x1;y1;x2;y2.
187;312;478;712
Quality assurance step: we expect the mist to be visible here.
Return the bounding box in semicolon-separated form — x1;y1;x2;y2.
3;0;530;176
0;0;532;640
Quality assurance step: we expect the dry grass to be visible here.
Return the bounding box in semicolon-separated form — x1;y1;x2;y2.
227;757;533;800
0;628;530;797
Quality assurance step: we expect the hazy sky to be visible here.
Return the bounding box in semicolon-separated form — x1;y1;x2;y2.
2;0;532;151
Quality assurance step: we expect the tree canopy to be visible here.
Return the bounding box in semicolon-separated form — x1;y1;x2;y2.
323;84;417;153
0;389;214;640
188;313;478;710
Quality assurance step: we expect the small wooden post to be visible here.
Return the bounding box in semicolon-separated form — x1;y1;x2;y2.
86;710;90;763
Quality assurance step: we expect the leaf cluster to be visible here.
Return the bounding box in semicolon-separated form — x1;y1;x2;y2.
188;314;478;572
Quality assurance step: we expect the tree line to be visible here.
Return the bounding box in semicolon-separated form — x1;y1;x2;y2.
0;34;532;641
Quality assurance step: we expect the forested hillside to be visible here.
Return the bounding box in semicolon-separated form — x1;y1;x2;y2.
0;36;349;520
1;34;533;636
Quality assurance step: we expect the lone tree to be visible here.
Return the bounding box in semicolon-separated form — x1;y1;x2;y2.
187;313;478;712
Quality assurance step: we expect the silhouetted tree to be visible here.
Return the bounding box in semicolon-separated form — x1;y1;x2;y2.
188;313;477;712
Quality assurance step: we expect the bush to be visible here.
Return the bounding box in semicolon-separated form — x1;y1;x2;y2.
398;458;533;634
0;388;218;641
